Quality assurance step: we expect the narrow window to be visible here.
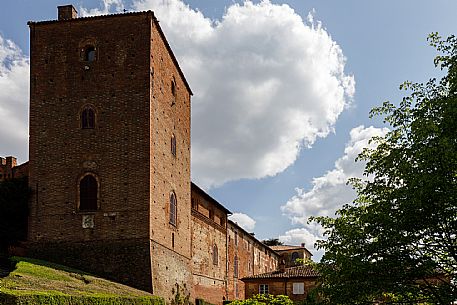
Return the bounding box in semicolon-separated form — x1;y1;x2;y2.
84;46;96;62
171;80;176;105
259;284;269;295
235;231;238;246
212;244;218;265
234;255;238;278
79;175;98;211
81;107;95;129
172;232;175;249
171;134;176;156
169;191;177;225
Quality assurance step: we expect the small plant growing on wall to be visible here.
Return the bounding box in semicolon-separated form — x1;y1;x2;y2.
170;283;191;305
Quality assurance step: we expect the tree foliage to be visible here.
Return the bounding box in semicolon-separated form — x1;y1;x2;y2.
230;294;293;305
311;34;457;304
0;177;29;250
262;239;284;246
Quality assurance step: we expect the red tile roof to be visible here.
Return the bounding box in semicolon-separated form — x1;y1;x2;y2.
242;265;319;280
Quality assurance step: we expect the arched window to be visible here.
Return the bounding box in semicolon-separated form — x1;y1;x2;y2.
171;134;176;157
169;191;177;226
291;251;300;264
81;107;95;129
212;244;218;265
234;255;239;278
84;45;96;62
79;175;98;211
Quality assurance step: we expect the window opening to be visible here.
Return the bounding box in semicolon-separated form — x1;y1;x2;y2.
85;46;96;62
171;80;176;105
213;244;218;265
259;284;269;295
169;191;177;225
293;283;305;294
80;175;98;211
291;251;299;264
234;255;239;278
171;134;176;156
81;107;95;129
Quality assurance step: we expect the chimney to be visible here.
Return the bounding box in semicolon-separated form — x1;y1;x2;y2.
301;243;305;248
5;156;17;169
58;5;78;20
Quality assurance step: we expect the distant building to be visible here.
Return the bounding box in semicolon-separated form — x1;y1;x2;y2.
270;244;313;268
242;265;319;302
0;156;28;182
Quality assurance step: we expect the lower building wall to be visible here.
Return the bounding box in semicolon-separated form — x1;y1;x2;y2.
244;279;318;302
193;274;226;305
151;240;194;303
27;238;152;292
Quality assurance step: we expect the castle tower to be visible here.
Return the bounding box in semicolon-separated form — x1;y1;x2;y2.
27;5;192;298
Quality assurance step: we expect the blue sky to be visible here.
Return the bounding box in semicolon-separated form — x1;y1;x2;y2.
1;0;456;258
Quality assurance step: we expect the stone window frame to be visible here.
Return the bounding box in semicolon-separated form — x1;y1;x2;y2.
77;172;100;212
80;105;97;129
169;191;177;226
259;284;269;295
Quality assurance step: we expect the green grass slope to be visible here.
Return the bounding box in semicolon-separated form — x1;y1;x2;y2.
0;257;164;305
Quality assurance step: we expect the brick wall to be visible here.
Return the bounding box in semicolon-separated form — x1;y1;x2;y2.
244;279;318;302
191;185;229;305
27;9;193;296
227;221;279;300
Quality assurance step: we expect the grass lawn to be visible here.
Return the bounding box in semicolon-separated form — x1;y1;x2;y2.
0;257;163;304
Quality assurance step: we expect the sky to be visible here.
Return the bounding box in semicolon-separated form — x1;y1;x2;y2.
0;0;456;259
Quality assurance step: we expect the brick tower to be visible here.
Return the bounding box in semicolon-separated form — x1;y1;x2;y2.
27;5;192;298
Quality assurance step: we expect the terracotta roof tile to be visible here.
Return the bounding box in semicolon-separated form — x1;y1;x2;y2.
242;265;319;280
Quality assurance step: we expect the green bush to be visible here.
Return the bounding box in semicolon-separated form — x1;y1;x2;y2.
229;294;293;305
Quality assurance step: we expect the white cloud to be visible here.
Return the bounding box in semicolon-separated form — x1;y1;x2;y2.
129;0;355;188
79;0;124;16
229;212;256;232
280;125;388;258
0;35;29;163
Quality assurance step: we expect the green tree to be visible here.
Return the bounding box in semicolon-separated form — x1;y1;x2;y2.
311;34;457;304
0;177;29;251
262;238;284;246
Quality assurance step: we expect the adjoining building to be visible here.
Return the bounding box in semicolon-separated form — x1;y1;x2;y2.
242;265;319;302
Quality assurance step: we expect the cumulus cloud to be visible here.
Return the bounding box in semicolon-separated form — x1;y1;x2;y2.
79;0;124;16
129;0;355;188
280;126;388;257
0;35;29;162
229;212;256;231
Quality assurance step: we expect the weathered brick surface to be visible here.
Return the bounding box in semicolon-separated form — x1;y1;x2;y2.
28;239;152;291
191;185;229;304
227;221;279;300
28;9;193;297
244;279;318;302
